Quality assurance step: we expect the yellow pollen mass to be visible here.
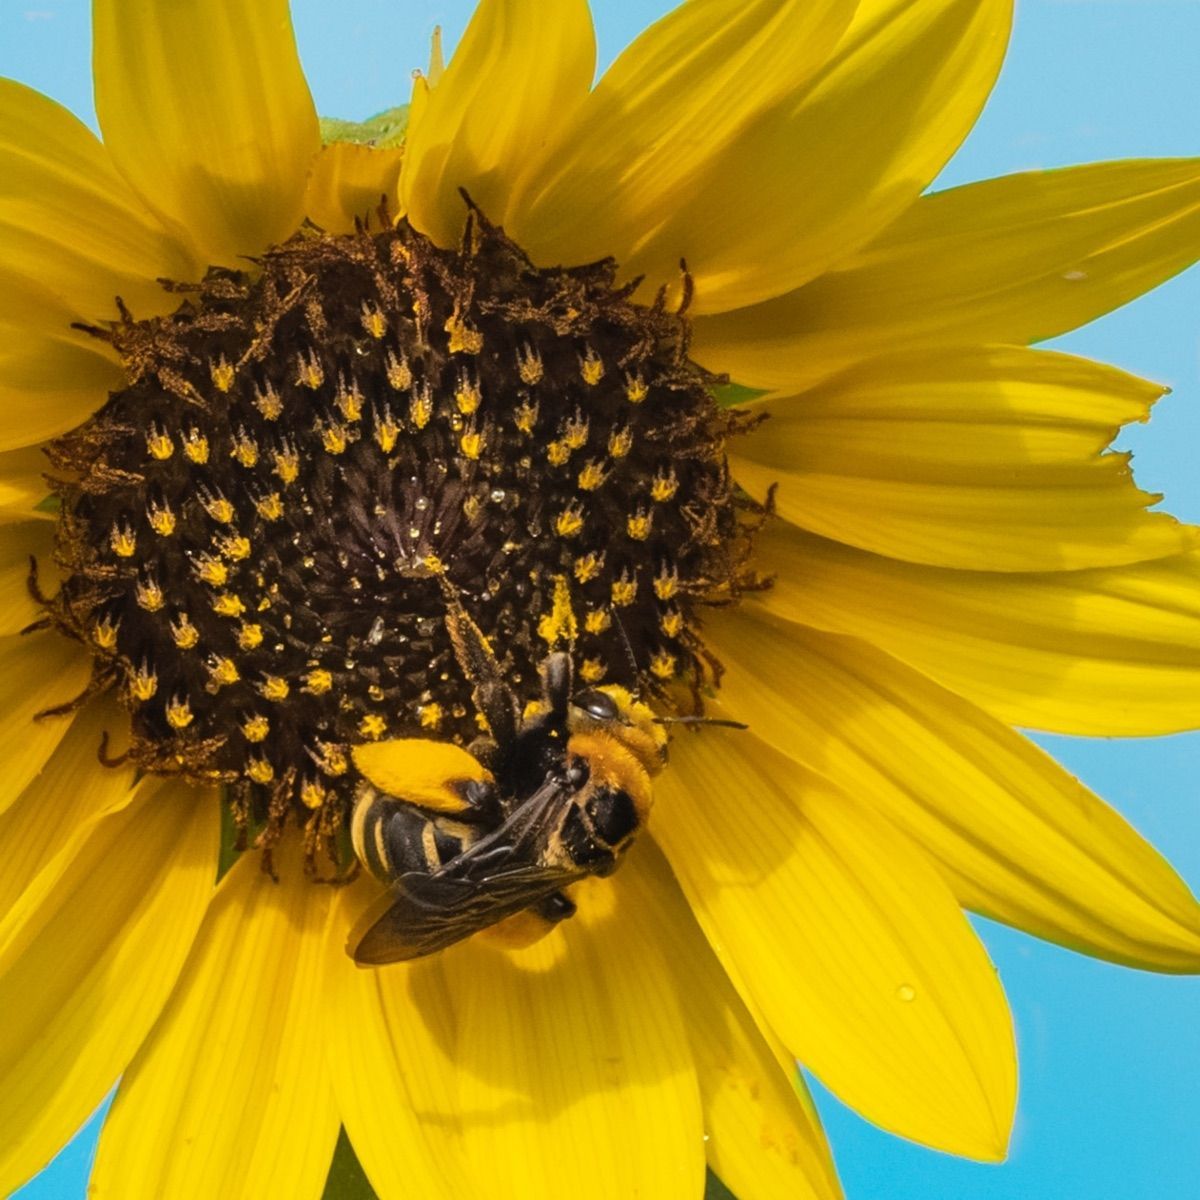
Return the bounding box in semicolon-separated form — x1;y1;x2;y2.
300;779;327;809
201;491;236;523
555;504;585;539
110;522;136;558
92;616;119;651
608;427;634;458
653;566;680;600
547;440;571;467
256;492;284;522
237;622;264;650
360;301;387;339
303;668;333;695
136;577;165;611
651;468;680;502
516;345;543;385
455;374;482;415
247;757;275;784
625;373;649;404
146;426;174;460
208;657;240;689
577;461;608;492
170;614;199;649
627;509;653;541
574;551;604;583
418;702;444;730
580;658;606;683
514;397;539;435
563;411;589;450
313;741;349;776
358;712;388;740
166;696;194;730
273;446;300;485
210;356;236;392
650;650;677;680
212;592;246;618
254;383;283;421
242;714;270;743
537;575;578;646
374;407;400;453
194;555;228;587
218;534;252;561
660;609;685;638
321;422;349;455
459;428;485;460
580;347;605;386
584;609;612;635
385;349;412;391
445;312;483;354
129;664;157;702
183;427;210;463
410;384;433;430
259;675;290;702
336;380;364;423
147;503;176;537
462;494;482;522
296;349;325;390
611;573;638;607
231;432;259;468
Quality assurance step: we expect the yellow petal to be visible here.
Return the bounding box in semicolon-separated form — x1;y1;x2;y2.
304;141;405;235
0;79;199;327
630;843;843;1200
323;880;471;1197
327;873;706;1200
732;346;1194;571
439;880;706;1200
90;839;338;1200
657;732;1017;1161
93;0;320;267
508;0;854;276
0;521;55;636
0;777;217;1198
0;630;92;815
402;0;597;248
756;521;1200;736
0;697;133;917
0;320;120;451
0;446;53;523
694;157;1200;390
611;0;1012;313
710;605;1200;973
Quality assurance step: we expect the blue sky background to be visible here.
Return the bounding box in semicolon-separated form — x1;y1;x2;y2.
2;1;1199;1197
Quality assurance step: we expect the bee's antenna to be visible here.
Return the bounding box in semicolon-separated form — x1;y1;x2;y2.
651;715;749;731
610;609;642;698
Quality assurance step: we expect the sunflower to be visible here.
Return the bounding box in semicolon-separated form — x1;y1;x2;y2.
2;1;1200;1197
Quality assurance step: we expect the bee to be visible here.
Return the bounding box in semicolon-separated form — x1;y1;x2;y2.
346;603;669;965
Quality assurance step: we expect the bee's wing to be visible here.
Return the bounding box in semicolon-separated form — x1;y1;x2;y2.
348;777;585;965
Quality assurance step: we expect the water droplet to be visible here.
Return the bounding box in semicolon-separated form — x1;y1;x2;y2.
490;488;507;502
896;984;916;1003
414;497;430;511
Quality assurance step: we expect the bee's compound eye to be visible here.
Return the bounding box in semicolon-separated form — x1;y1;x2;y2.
574;689;619;722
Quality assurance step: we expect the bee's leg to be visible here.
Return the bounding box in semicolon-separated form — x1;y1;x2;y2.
443;600;520;747
534;891;577;925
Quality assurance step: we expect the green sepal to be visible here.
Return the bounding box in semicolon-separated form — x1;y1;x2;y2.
321;1129;377;1200
320;106;409;149
714;382;767;408
33;492;60;514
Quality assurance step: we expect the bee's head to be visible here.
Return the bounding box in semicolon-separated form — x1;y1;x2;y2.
570;684;667;777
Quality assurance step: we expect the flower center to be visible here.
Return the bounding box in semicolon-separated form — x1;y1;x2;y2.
41;212;759;863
